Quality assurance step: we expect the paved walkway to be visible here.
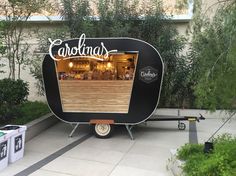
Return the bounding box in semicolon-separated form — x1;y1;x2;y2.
1;116;236;176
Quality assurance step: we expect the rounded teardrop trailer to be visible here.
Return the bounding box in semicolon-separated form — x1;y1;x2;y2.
43;35;164;138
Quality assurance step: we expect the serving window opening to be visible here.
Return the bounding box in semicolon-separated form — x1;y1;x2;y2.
55;51;139;113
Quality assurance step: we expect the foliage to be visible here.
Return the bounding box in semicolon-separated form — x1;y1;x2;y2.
0;22;6;74
0;0;48;80
0;23;5;54
177;143;204;160
177;134;236;176
61;0;93;38
31;28;69;95
61;0;188;108
175;0;189;11
14;101;50;125
0;101;50;125
29;57;45;96
0;78;29;120
188;0;236;111
94;0;140;38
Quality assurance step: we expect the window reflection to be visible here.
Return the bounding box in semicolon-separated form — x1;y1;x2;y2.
56;52;138;81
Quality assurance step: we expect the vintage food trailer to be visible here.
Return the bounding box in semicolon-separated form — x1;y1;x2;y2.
43;34;204;139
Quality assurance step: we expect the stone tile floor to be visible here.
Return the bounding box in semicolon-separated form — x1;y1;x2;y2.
1;116;236;176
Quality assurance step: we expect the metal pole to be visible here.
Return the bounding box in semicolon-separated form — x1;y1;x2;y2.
207;113;235;142
69;123;80;137
125;125;134;140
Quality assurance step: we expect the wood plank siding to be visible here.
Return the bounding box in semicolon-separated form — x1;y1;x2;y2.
58;80;133;113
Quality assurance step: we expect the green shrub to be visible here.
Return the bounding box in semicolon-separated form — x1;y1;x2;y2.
0;78;29;120
177;134;236;176
177;143;204;160
14;101;50;125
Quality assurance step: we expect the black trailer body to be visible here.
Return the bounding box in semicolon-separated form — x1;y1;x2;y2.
43;37;164;123
43;36;167;138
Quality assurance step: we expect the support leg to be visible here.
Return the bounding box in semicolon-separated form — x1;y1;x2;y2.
69;123;79;137
125;125;134;140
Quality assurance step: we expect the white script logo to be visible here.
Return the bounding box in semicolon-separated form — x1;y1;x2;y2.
140;71;157;78
48;33;117;61
139;66;158;83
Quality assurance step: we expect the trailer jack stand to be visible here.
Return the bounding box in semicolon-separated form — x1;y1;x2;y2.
125;125;134;140
69;123;80;137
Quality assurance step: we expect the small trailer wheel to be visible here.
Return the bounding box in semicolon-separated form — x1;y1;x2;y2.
93;124;113;138
178;122;186;130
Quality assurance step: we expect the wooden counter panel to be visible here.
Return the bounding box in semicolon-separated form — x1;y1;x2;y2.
59;80;132;87
63;105;129;113
60;87;130;93
58;80;133;113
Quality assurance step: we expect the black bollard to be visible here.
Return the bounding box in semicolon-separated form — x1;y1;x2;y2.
204;142;214;153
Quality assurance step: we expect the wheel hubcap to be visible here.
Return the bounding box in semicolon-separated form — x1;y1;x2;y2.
95;124;111;136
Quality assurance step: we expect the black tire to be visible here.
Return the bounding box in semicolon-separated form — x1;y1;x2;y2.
93;124;114;138
178;122;186;130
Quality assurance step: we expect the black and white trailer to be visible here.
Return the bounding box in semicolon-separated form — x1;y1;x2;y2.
43;34;204;139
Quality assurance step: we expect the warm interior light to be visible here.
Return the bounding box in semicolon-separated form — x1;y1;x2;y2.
107;62;111;68
69;62;73;68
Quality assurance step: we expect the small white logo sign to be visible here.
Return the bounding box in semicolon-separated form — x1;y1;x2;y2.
139;66;158;83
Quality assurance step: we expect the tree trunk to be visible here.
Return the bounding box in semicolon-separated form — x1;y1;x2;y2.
12;58;15;80
18;63;21;79
8;57;12;79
